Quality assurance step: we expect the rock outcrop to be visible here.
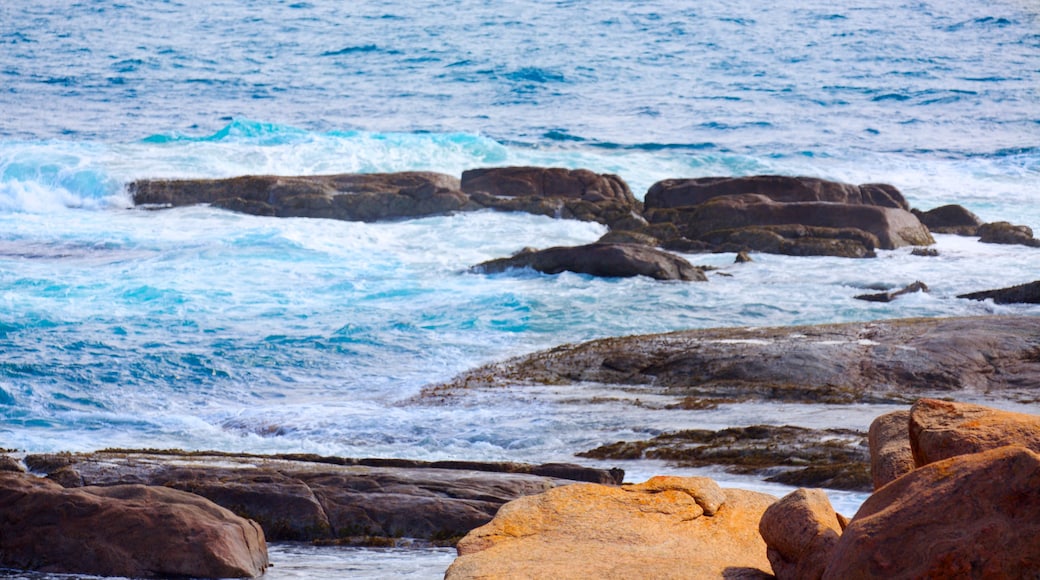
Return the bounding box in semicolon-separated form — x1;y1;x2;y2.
18;451;619;544
908;398;1040;467
912;204;982;235
446;476;775;579
0;472;268;579
472;242;707;281
461;166;636;205
426;316;1040;405
645;175;909;210
958;279;1040;304
759;488;845;580
977;220;1040;247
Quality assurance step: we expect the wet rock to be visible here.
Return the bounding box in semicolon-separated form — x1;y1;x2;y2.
0;455;23;472
19;451;614;544
578;425;871;491
704;224;879;258
908;398;1040;467
823;446;1040;579
853;280;928;302
645;175;909;210
427;316;1040;406
760;488;845;580
910;247;939;256
912;204;982;235
0;472;268;579
977;220;1040;247
461;166;636;205
735;250;753;263
446;476;775;579
958;279;1040;304
867;410;914;490
472;243;708;281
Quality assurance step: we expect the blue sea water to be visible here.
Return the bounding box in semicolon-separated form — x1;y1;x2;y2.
1;0;1039;577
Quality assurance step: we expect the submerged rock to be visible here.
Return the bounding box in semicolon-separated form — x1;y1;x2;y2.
958;279;1040;304
472;242;707;281
0;472;268;579
446;476;775;579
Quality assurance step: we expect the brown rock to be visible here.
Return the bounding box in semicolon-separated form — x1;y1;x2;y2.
446;476;775;579
912;204;982;235
958;279;1040;304
823;445;1040;579
461;166;636;205
867;410;914;490
645;175;909;210
0;455;23;472
472;243;708;281
760;488;844;580
0;472;267;579
908;398;1040;467
853;280;928;303
977;220;1040;247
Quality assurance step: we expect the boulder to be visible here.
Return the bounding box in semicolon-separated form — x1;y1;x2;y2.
977;221;1040;247
704;224;880;258
461;166;636;205
759;488;845;580
822;445;1040;579
0;472;267;579
645;175;909;210
853;281;928;303
446;476;775;579
867;410;914;490
908;398;1040;467
912;204;982;235
958;279;1040;304
130;172;476;221
472;243;708;281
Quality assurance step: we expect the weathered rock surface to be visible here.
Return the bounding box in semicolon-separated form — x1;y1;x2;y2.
908;398;1040;467
472;242;707;281
446;476;775;579
853;280;928;303
645;175;909;210
958;279;1040;304
867;410;914;490
912;204;982;235
461;166;636;205
977;220;1040;247
0;471;268;579
822;445;1040;579
425;316;1040;405
578;424;870;491
760;488;845;580
19;451;619;544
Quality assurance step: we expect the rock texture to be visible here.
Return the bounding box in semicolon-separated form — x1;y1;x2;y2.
822;445;1040;579
446;476;775;580
0;472;268;579
759;488;845;580
958;279;1040;304
977;220;1040;247
461;166;636;205
867;410;914;490
426;316;1040;405
908;398;1040;467
853;280;928;303
912;204;982;235
472;242;707;281
19;451;618;544
645;175;909;210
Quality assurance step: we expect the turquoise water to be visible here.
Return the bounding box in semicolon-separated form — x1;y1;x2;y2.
1;0;1039;577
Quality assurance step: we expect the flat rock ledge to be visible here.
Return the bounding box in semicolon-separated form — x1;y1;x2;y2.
12;451;621;546
422;315;1040;405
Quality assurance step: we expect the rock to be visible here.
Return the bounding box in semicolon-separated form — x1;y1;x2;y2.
760;488;845;580
578;425;871;491
472;243;708;281
446;476;775;579
427;316;1040;406
0;472;268;579
867;411;914;490
822;445;1040;579
735;250;753;263
20;451;612;544
461;166;636;205
908;398;1040;467
0;455;24;472
130;172;475;222
977;220;1040;247
595;229;658;246
958;279;1040;304
910;247;939;256
912;204;982;235
704;224;880;258
853;280;928;303
645;175;909;210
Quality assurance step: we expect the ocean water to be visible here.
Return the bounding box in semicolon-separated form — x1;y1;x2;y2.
1;0;1039;577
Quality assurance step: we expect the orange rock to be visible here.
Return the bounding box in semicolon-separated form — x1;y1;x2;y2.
909;398;1040;467
823;445;1040;579
868;410;914;489
759;488;844;580
446;476;775;579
